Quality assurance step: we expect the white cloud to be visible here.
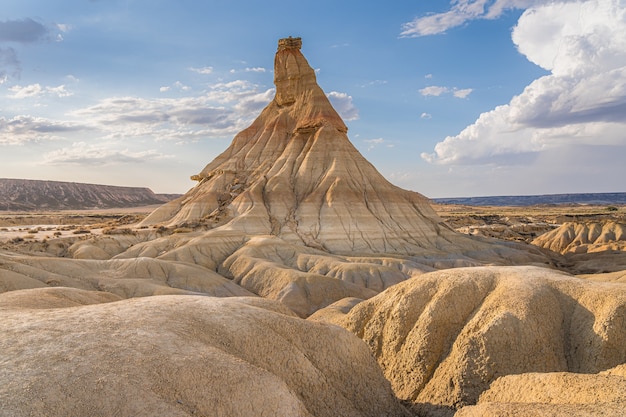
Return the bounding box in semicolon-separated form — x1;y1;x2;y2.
420;86;449;97
8;83;72;99
453;88;473;98
71;80;274;142
423;0;626;165
400;0;578;37
360;80;388;87
0;115;85;145
244;67;266;73
43;142;171;166
327;91;359;121
364;138;385;151
420;85;473;98
421;112;433;119
8;83;42;98
189;66;213;74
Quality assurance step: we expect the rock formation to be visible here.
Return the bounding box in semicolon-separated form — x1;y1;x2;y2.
532;221;626;274
455;367;626;416
0;178;174;211
533;221;626;254
311;265;626;414
0;292;409;417
139;37;534;259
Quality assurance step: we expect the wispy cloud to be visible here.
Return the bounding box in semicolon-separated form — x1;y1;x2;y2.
0;115;86;145
0;47;20;81
0;18;65;80
0;18;49;43
43;142;171;166
399;0;567;37
327;91;359;121
244;67;266;73
189;66;213;74
72;80;274;142
364;137;395;151
364;138;385;151
419;85;473;98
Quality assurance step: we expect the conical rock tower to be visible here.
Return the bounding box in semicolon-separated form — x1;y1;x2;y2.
142;37;469;255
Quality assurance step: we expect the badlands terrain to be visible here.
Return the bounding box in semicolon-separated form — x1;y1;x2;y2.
1;38;626;417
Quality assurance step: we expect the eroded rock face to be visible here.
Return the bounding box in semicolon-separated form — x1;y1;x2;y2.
0;293;409;417
456;368;626;417
139;38;510;258
533;221;626;254
311;266;626;411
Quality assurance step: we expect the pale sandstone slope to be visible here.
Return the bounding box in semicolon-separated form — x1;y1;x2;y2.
0;293;409;417
311;266;626;412
533;221;626;254
456;369;626;417
532;221;626;274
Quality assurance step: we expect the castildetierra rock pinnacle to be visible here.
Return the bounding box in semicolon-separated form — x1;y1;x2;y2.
140;38;504;256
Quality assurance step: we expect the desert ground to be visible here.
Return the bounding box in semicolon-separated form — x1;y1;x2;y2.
2;38;625;417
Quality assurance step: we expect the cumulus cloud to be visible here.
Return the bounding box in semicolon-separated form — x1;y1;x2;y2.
72;80;274;141
244;67;266;73
327;91;359;121
419;85;473;98
421;112;433;119
0;115;86;145
8;83;73;99
422;0;626;165
43;142;170;166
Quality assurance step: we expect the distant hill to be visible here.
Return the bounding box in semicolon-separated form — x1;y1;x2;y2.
432;192;626;206
0;178;180;211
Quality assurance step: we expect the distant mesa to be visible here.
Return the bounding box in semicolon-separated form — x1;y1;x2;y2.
0;178;179;211
434;192;626;206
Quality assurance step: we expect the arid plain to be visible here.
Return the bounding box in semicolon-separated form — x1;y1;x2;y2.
1;38;625;417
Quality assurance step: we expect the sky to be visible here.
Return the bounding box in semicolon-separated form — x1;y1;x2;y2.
1;0;625;198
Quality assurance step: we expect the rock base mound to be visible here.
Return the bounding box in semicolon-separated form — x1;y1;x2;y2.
0;292;409;417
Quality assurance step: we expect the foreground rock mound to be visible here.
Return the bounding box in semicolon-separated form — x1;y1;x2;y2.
312;266;626;413
0;292;408;417
456;368;626;416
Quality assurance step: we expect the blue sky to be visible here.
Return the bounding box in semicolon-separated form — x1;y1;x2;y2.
1;0;625;197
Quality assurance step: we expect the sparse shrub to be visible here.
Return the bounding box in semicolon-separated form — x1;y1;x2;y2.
172;227;193;234
606;206;619;212
72;229;91;235
103;227;135;235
